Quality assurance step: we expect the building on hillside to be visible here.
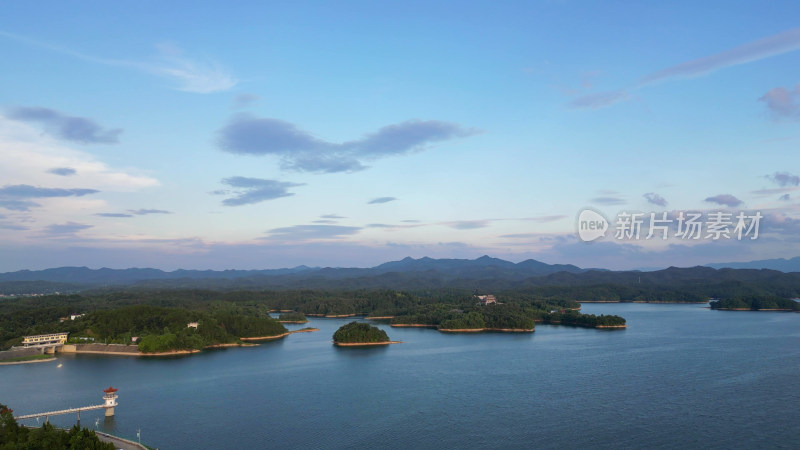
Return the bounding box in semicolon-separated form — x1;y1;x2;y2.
475;295;498;305
22;332;69;347
187;322;199;329
59;314;85;322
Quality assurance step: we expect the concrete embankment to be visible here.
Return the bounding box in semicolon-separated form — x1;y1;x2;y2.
0;347;47;362
95;431;148;450
60;344;141;355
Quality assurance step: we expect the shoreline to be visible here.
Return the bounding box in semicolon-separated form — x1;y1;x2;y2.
333;340;402;347
438;328;534;333
366;316;395;319
61;329;321;357
390;323;437;328
543;321;627;329
205;342;258;348
580;300;707;304
714;308;797;312
0;356;57;366
278;320;309;324
306;313;361;318
240;328;319;342
240;332;291;341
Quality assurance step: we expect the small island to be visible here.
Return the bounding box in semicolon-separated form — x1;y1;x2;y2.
332;321;399;346
278;311;308;323
710;295;800;311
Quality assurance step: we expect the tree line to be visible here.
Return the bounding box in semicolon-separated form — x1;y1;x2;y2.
0;404;114;449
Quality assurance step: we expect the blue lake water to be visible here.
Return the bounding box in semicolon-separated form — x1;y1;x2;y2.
2;303;799;449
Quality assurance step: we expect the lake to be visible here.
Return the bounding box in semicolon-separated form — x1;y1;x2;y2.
2;303;798;449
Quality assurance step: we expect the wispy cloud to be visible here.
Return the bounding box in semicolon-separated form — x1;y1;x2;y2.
217;115;477;173
569;90;628;109
42;221;93;236
265;224;361;241
320;214;345;219
572;27;800;109
0;115;159;193
591;196;626;205
217;177;304;206
759;85;800;120
0;32;236;94
446;220;491;230
232;93;260;109
0;221;28;231
499;232;542;239
0;184;99;198
48;167;76;176
0;185;99;211
128;209;172;215
704;194;743;207
7;107;121;144
367;197;396;204
643;192;668;207
0;200;40;211
766;171;800;187
523;215;568;223
95;213;134;218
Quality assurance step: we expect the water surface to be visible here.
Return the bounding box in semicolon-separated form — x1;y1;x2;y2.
3;303;798;449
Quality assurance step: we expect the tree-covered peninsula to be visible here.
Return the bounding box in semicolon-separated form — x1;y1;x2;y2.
390;300;625;331
709;295;800;311
333;321;393;345
278;311;308;323
0;301;287;352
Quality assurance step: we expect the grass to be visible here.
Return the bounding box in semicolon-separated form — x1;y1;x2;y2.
0;354;54;362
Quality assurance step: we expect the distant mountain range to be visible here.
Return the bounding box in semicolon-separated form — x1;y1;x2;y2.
0;256;583;286
706;257;800;272
0;265;316;285
1;255;798;295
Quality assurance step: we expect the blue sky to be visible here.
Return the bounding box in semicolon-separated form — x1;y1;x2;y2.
1;1;799;271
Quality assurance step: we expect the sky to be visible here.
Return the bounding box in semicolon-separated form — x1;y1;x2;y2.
1;1;799;271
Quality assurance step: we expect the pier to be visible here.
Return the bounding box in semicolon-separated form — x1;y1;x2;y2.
14;387;119;422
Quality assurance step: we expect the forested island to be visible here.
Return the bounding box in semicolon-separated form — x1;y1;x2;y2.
390;302;625;331
332;321;396;346
710;295;800;311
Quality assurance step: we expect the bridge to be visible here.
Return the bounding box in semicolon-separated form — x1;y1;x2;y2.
14;404;106;422
13;387;118;423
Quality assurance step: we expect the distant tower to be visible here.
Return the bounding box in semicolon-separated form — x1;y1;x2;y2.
102;387;118;417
